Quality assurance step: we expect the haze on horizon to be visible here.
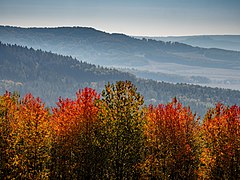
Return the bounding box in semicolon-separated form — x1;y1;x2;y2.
1;0;240;36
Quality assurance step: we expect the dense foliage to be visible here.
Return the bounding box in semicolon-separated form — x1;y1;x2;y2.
140;98;200;179
1;81;240;179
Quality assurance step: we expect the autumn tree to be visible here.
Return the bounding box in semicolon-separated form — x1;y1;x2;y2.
141;98;200;179
51;87;100;179
199;103;240;179
0;93;52;179
97;81;145;179
13;94;52;179
0;92;19;178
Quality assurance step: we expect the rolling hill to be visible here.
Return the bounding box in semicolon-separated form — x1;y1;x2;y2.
0;26;240;90
1;42;240;117
139;35;240;51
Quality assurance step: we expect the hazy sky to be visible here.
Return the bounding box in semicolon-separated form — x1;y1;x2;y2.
1;0;240;36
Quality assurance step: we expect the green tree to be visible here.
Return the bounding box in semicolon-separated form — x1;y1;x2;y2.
97;81;145;179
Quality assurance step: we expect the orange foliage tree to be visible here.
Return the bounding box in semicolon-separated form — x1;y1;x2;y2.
199;103;240;179
141;98;200;179
0;92;19;178
0;92;52;179
51;87;100;179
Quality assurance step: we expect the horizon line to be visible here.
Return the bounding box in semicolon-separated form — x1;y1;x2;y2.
1;24;240;37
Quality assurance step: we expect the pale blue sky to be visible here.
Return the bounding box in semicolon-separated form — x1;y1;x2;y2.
1;0;240;36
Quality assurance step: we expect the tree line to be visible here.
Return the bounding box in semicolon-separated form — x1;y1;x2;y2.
1;81;240;180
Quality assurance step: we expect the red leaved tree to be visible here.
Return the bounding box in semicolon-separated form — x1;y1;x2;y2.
51;87;100;179
141;98;200;179
199;103;240;179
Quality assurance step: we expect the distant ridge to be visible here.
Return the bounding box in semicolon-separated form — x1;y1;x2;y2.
1;25;239;69
136;35;240;51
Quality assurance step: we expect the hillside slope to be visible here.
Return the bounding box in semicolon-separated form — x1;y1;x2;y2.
0;26;239;69
0;42;239;116
141;35;240;51
1;26;239;90
0;42;135;103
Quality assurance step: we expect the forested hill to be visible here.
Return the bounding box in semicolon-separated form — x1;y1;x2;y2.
0;26;239;69
1;26;240;91
0;42;135;102
0;42;240;117
0;42;134;83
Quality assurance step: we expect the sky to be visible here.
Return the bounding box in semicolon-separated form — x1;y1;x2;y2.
1;0;240;36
